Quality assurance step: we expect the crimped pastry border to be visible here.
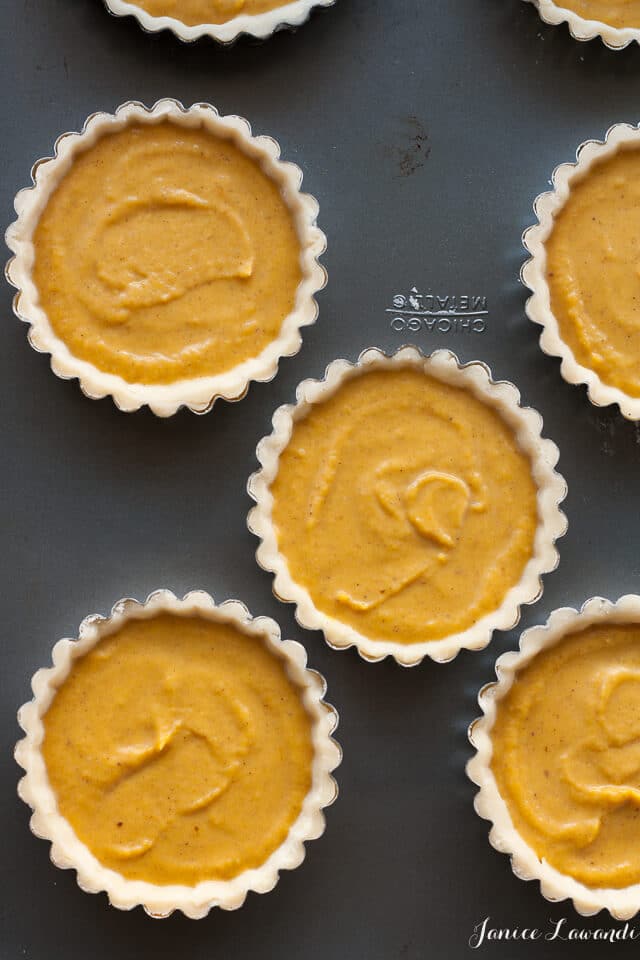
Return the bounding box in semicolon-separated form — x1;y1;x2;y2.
468;595;640;919
525;0;640;49
15;588;341;918
104;0;335;44
522;123;640;420
5;99;326;417
247;346;568;666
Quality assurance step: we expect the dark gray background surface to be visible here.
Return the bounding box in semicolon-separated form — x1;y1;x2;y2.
3;0;640;957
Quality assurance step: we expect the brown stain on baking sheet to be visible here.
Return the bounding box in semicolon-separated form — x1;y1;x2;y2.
394;116;430;179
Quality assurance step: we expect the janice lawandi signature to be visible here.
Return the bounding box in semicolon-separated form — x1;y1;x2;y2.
469;916;640;949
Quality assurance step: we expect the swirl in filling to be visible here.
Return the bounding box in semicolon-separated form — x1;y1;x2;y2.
33;122;301;385
492;623;640;889
42;614;313;886
270;367;538;646
547;145;640;398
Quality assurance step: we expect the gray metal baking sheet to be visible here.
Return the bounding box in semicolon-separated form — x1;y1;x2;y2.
4;0;640;957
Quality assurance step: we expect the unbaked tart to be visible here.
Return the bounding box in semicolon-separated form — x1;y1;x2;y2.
15;590;340;917
6;100;325;415
248;347;567;665
469;595;640;918
524;124;640;418
527;0;640;48
134;0;306;25
103;0;335;43
559;0;640;27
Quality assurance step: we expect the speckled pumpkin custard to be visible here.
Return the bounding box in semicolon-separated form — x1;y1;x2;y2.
5;100;325;416
469;596;640;919
523;124;640;419
248;348;567;666
15;590;340;917
103;0;335;43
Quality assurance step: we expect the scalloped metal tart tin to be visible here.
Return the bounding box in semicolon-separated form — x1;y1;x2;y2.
525;0;640;48
468;595;640;920
103;0;335;43
15;589;341;918
5;98;326;417
523;122;640;421
247;346;567;667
